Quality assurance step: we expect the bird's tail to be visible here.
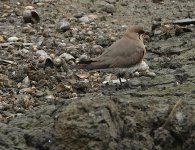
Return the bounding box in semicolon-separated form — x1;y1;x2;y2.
70;62;109;70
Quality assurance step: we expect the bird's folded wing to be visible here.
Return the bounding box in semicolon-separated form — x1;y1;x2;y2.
92;37;145;68
109;47;145;68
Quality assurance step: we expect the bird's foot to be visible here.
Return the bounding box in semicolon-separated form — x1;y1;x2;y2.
115;81;134;90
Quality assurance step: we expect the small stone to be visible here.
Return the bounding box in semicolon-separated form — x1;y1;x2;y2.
175;112;184;123
7;36;19;42
121;0;129;6
21;49;29;53
45;95;55;100
96;36;110;47
32;0;39;3
89;7;96;13
59;53;75;62
38;55;46;62
56;19;71;32
50;53;55;59
154;29;162;35
79;16;90;23
0;35;5;43
22;43;33;47
25;6;34;10
74;13;84;18
70;38;76;43
36;50;46;56
90;45;103;55
58;42;66;47
145;71;156;77
22;76;30;88
78;54;90;63
88;14;98;20
87;31;93;35
137;61;150;72
54;57;62;66
36;3;44;6
106;0;116;4
23;10;40;24
3;4;11;9
133;72;140;77
102;4;116;13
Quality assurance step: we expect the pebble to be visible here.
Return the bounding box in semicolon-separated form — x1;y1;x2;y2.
74;13;84;18
137;61;150;72
7;37;19;42
0;35;5;43
78;54;89;62
36;50;48;56
90;45;103;55
59;53;75;62
58;42;66;47
3;4;11;9
25;6;34;10
121;0;129;6
96;35;110;47
36;3;44;6
70;38;76;43
21;49;29;53
53;57;62;66
38;55;46;62
79;16;90;23
87;31;93;35
22;76;30;88
102;4;116;13
154;29;162;35
56;19;71;32
23;10;40;24
106;0;117;4
145;71;156;77
23;43;34;47
32;0;39;3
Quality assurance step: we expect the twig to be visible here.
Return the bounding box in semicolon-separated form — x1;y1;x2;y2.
162;99;182;128
0;58;17;65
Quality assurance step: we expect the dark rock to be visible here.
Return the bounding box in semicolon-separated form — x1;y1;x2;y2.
54;98;123;150
56;19;71;32
154;127;175;149
74;13;84;18
96;36;111;47
101;4;116;13
23;10;40;24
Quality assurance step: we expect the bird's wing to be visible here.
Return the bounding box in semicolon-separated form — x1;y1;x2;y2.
109;47;144;68
92;37;145;68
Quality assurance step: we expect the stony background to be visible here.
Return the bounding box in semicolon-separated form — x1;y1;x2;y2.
0;0;195;150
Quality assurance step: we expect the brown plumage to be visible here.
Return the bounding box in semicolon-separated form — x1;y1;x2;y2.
73;26;146;73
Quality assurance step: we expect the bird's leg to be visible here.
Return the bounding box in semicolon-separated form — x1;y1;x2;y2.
123;71;131;88
117;72;123;86
117;72;130;88
118;77;123;86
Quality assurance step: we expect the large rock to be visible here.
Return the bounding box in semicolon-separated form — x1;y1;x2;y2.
54;97;123;150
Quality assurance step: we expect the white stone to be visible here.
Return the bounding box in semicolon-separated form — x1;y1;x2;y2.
7;37;19;42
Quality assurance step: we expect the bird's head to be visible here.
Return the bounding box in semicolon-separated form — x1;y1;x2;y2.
125;26;149;42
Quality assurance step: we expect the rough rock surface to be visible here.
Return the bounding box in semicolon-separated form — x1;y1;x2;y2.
0;0;195;150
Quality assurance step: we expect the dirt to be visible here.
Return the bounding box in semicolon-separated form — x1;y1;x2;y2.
0;0;195;150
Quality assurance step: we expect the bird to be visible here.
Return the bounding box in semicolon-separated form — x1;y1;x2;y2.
72;26;148;85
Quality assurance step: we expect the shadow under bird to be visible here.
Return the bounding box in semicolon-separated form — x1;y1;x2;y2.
72;26;148;85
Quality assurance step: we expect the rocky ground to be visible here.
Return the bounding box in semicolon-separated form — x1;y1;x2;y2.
0;0;195;150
